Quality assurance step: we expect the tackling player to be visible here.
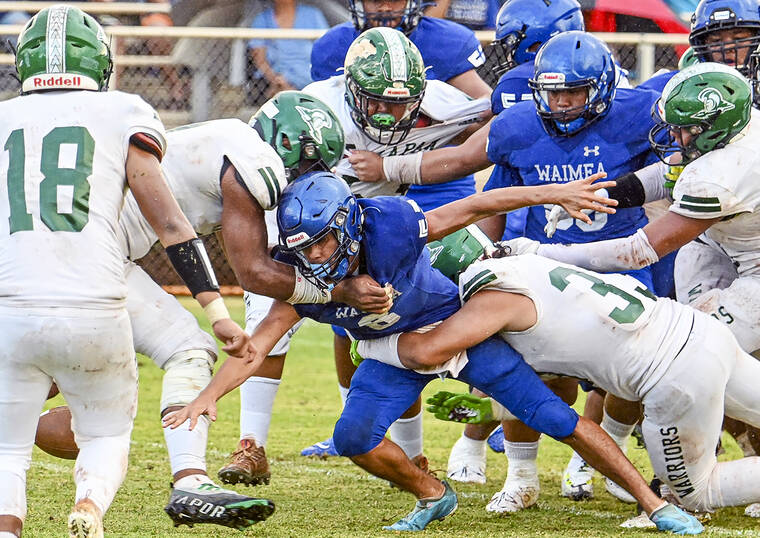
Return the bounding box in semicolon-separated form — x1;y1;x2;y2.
229;27;491;468
164;172;701;534
0;6;260;537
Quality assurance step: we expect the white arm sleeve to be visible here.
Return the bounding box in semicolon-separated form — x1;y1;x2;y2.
636;162;672;203
536;228;660;272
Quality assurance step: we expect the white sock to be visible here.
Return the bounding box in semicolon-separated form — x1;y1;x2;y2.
504;440;539;484
239;376;281;446
459;432;488;452
338;384;350;407
601;411;635;453
388;412;423;459
566;450;590;472
163;415;209;476
0;532;19;538
0;469;26;520
173;473;215;490
74;434;131;515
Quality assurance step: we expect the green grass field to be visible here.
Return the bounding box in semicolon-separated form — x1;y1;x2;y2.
26;297;760;537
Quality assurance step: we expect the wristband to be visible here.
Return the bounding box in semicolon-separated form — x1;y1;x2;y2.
382;153;423;185
287;267;332;304
203;296;230;326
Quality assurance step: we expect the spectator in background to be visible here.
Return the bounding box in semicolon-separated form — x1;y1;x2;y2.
248;0;329;95
426;0;504;30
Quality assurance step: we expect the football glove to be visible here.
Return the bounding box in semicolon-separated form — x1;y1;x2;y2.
426;391;496;424
663;165;685;190
349;340;364;367
495;237;541;256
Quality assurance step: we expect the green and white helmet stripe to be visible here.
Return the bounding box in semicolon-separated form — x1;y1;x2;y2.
16;4;112;93
381;27;409;94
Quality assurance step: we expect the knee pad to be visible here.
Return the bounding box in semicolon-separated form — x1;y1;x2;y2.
160;350;214;414
333;413;382;457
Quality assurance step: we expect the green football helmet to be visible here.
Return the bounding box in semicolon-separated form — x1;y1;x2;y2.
428;225;495;284
16;5;112;93
344;27;426;145
250;91;346;182
649;62;751;165
678;47;699;70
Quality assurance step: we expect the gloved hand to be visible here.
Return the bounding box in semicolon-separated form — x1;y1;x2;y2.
426;391;496;424
494;237;541;256
650;503;704;535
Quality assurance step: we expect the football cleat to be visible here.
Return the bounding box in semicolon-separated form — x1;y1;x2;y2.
164;482;274;530
217;438;270;486
300;436;340;458
383;481;458;531
485;479;539;514
487;425;505;453
446;435;487;484
605;477;637;503
745;503;760;517
561;458;594;501
68;499;103;538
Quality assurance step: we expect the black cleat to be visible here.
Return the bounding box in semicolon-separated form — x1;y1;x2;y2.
164;482;274;530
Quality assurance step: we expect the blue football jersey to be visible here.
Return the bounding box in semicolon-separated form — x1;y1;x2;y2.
485;87;664;245
310;17;485;83
294;197;460;339
637;70;677;93
491;61;535;115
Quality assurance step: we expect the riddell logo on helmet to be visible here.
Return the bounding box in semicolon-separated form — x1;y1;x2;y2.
286;232;310;247
538;73;565;83
23;73;99;92
383;87;411;97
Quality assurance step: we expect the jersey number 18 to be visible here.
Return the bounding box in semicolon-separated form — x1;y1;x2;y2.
5;126;94;234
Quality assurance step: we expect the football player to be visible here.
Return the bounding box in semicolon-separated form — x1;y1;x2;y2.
116;91;352;527
229;27;491;469
164;172;701;534
354;30;669;511
0;6;260;538
358;225;757;527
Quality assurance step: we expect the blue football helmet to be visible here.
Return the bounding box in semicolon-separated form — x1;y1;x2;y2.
689;0;760;75
349;0;433;34
277;171;363;289
529;31;616;137
492;0;585;75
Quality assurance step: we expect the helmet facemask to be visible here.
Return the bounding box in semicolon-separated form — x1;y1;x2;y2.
530;77;607;136
349;0;428;34
346;74;424;145
490;27;528;76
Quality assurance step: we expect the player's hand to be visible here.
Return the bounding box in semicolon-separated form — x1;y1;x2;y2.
162;395;218;431
494;237;541;256
333;275;394;313
212;318;251;359
348;150;385;183
426;391;496;423
649;503;704;535
554;172;618;225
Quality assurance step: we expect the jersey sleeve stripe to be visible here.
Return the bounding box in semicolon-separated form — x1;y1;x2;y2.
462;269;497;302
257;166;278;208
678;201;722;212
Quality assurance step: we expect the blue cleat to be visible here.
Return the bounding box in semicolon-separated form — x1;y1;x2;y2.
487;425;505;453
300;437;339;458
383;481;458;532
650;503;704;535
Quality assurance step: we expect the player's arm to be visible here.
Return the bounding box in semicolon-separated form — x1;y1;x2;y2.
348;118;493;185
125;143;250;358
424;171;618;241
530;212;720;272
446;70;493;102
163;299;301;430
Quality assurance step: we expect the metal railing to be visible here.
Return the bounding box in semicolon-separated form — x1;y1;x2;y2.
0;25;689;288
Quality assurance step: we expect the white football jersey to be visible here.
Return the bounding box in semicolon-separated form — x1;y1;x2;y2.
119;119;287;260
459;255;695;401
670;109;760;276
0;90;166;309
303;75;489;197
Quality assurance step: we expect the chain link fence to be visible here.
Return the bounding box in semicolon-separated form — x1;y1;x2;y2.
0;22;688;290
